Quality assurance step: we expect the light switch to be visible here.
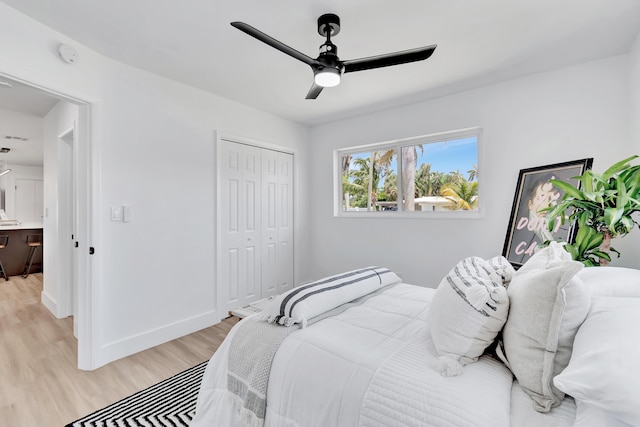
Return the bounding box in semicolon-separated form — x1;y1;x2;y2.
122;205;131;223
111;206;122;221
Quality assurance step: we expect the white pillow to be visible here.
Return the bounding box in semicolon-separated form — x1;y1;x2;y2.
499;242;588;412
260;266;401;326
427;256;513;376
554;297;640;427
572;400;634;427
576;266;640;298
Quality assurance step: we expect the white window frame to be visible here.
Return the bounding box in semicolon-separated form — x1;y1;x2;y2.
334;127;484;219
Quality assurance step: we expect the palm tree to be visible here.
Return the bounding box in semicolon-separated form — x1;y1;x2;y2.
467;163;478;181
341;154;353;175
428;171;446;196
341;154;354;210
415;163;432;197
444;169;466;186
383;172;398;201
441;180;479;210
349;156;384;210
401;145;424;211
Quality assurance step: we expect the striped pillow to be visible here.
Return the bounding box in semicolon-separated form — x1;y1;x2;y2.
260;267;402;327
427;256;513;376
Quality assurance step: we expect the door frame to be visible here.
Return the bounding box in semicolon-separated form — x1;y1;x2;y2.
215;132;295;318
0;71;98;370
58;125;77;335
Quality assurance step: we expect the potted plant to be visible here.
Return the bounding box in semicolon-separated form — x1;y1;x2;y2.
544;155;640;266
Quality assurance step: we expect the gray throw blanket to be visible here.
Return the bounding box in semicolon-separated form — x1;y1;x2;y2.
227;319;299;426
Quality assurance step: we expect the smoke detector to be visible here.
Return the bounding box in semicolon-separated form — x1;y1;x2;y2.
57;44;79;64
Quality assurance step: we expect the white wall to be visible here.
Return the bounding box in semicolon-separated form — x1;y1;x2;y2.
309;55;639;287
631;33;640;149
4;164;44;221
0;109;44;212
616;32;640;266
0;108;45;166
0;3;311;368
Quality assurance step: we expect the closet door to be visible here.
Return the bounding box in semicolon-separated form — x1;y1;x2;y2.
219;141;262;310
276;151;294;295
261;149;279;297
261;150;294;298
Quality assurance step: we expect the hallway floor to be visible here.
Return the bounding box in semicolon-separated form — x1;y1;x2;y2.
0;274;235;426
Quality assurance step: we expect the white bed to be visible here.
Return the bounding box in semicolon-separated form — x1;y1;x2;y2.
191;253;640;427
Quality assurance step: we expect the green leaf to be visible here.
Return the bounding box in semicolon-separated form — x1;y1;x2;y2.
628;197;640;209
604;207;624;229
602;155;638;180
619;165;640;188
591;174;608;191
546;214;557;232
550;179;584;199
564;244;579;260
584;230;604;250
582;191;599;203
615;176;627;209
574;226;590;250
580;171;594;193
620;216;634;232
591;250;612;262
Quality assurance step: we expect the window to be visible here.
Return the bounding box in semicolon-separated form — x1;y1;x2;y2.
335;128;481;217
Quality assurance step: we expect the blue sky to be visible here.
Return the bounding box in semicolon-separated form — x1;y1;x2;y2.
417;136;477;174
347;136;478;180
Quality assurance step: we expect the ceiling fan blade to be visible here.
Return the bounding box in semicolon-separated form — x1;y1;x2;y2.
342;44;437;74
231;22;317;66
305;82;324;99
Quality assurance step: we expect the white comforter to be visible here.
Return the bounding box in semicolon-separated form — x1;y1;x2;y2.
192;283;575;427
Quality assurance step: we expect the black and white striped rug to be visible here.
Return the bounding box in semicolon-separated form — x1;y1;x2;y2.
66;361;207;427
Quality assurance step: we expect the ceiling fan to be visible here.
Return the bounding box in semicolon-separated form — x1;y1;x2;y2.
231;13;437;99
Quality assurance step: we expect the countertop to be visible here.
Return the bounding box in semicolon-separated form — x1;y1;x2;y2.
0;222;44;231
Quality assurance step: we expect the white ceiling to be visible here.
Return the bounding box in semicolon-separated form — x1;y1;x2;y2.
1;0;640;128
0;79;57;166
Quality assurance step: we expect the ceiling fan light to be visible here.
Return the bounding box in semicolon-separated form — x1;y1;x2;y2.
314;68;340;87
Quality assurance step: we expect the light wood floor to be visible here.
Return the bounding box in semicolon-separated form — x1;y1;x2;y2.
0;274;237;426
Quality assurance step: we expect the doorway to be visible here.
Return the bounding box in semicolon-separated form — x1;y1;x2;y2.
0;74;94;369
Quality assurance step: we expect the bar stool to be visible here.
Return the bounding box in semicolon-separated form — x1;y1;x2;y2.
0;235;8;281
22;234;42;279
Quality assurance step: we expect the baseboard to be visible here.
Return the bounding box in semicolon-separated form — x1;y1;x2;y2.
40;290;59;317
98;309;220;367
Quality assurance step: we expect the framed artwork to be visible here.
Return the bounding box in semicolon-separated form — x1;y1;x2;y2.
502;158;593;268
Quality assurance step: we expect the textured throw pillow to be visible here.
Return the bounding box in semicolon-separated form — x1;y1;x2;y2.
499;242;588;412
427;256;513;376
554;297;640;427
259;266;401;327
